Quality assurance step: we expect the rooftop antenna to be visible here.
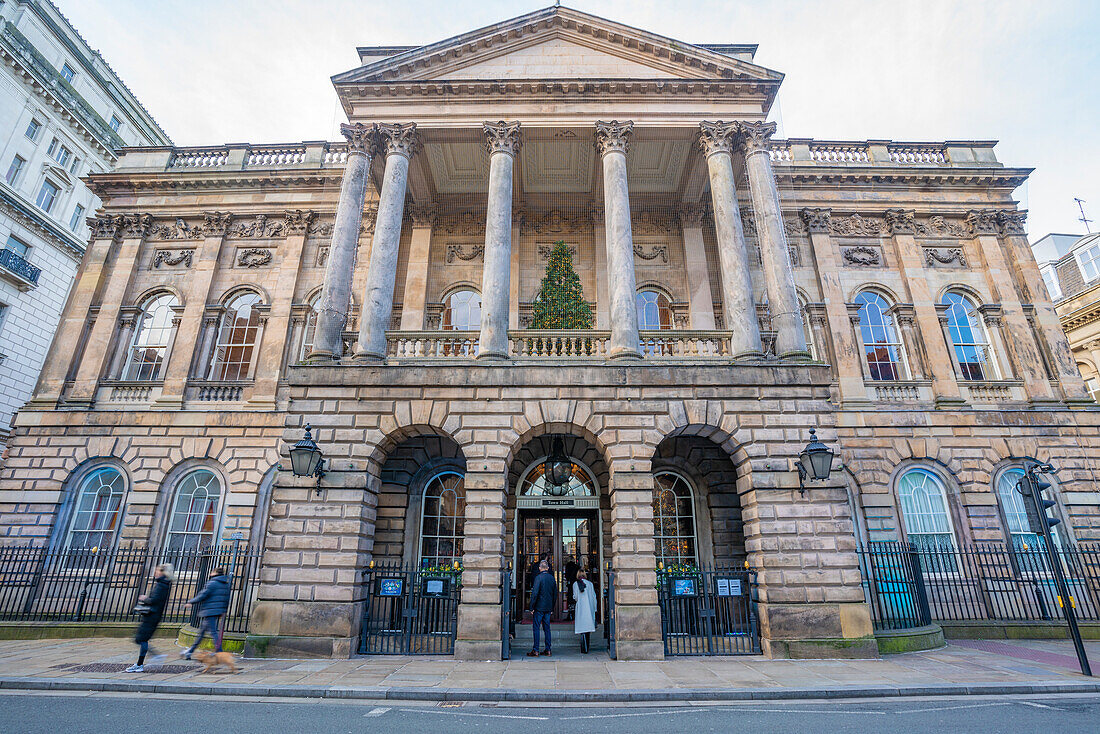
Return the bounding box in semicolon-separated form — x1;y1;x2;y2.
1076;197;1093;233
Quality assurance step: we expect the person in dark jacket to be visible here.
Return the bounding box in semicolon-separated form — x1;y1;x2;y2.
126;563;174;673
181;567;231;659
527;559;557;657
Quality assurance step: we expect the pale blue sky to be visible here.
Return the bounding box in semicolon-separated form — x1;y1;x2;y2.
58;0;1099;240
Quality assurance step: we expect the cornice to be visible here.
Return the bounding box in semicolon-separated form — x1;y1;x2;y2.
336;78;779;102
0;182;85;257
87;169;348;196
773;166;1031;189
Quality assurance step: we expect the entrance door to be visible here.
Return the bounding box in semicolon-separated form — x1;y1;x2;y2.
519;512;598;622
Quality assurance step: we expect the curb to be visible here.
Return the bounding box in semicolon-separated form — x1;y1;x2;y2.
3;677;1100;702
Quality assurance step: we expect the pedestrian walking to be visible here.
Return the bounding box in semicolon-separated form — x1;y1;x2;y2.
527;559;557;657
126;563;174;673
572;569;597;653
181;566;230;659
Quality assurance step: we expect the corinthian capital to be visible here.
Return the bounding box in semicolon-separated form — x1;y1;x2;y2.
884;208;917;235
997;210;1027;236
737;121;778;156
202;211;233;236
594;120;633;156
483;120;521;156
408;203;437;227
120;213;153;239
966;209;999;235
698;120;738;157
284;209;316;235
88;215;122;241
800;207;832;234
340;122;377;156
376;122;421;159
678;203;706;229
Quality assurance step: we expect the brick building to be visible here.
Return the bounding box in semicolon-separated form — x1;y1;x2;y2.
0;7;1097;660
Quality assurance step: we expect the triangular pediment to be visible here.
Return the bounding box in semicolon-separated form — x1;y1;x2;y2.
333;6;782;85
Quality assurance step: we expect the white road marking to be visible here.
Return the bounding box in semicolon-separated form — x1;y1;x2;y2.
363;707;390;717
899;702;1013;714
1018;701;1053;709
398;708;549;721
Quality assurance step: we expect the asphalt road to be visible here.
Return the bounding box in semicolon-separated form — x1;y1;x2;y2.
2;692;1099;733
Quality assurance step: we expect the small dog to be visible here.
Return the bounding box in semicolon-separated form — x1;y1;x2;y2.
192;650;239;674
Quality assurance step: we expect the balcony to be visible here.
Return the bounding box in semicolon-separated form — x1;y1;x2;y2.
0;248;41;289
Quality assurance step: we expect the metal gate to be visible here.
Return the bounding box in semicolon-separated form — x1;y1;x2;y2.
359;562;459;655
657;566;760;656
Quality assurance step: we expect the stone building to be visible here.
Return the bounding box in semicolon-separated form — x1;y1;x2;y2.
1033;232;1100;400
0;7;1097;661
0;0;171;445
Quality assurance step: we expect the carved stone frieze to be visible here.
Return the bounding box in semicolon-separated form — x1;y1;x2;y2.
800;208;832;234
284;209;316;235
678;204;706;229
841;245;883;267
308;220;335;238
226;214;286;239
916;215;969;238
924;247;968;268
408;204;438;228
315;246;329;268
446;243;485;263
594;120;633;156
88;215;122;240
633;244;668;263
997;210;1027;236
438;212;484;236
149;217;200;240
829;214;887;237
120;213;153;239
537;243;578;260
523;210;591;235
632;211;675;235
483;120;521;156
966;210;999;235
203;211;233;236
152;249;194;269
236;248;274;268
884;208;917;235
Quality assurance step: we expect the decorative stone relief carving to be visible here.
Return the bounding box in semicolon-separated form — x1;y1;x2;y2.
633;244;668;263
376;122;421;159
120;214;153;239
307;220;335;238
924;247;968;268
340;122;378;156
88;215;122;240
966;210;999;235
203;211;233;236
800;208;832;234
523;210;591;235
315;246;329;268
884;209;917;235
152;249;194;268
150;217;200;240
226;214;286;239
737;121;777;156
916;215;969;238
284;209;316;235
446;243;485;263
408;204;437;227
841;245;883;267
632;212;675;235
829;214;887;237
438;212;484;236
237;248;274;268
697;120;738;157
997;210;1027;236
483;120;521;156
678;204;706;229
537;243;578;260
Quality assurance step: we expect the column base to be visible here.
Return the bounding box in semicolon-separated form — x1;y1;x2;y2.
249;600;359;659
352;350;386;364
778;349;814;363
475;350;509;361
304;350;340;364
454;640;502;660
612;603;664;660
732;350;765;362
758;601;879;659
244;633;355;659
607;350;644;361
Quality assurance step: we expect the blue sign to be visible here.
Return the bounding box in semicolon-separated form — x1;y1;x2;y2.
378;578;404;597
672;577;697;597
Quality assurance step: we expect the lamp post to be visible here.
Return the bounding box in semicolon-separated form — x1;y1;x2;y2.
543;436;572;497
797;427;834;495
289;423;326;494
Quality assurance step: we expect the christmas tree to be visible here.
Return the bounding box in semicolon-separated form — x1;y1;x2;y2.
529;241;593;329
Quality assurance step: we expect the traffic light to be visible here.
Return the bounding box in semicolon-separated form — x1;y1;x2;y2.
1020;470;1061;535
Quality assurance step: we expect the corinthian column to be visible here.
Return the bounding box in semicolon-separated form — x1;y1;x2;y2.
478;121;521;359
355;123;420;360
595;120;641;360
699;121;762;358
739;121;809;360
310;123;375;361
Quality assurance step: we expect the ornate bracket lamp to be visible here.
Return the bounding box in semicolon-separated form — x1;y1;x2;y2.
289;423;326;495
543;436;572;497
797;428;835;496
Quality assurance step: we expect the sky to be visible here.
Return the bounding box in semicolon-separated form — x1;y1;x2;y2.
57;0;1100;240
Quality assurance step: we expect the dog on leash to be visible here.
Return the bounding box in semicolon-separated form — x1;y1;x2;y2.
192;650;239;674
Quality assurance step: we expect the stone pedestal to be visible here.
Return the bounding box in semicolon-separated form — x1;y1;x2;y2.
608;470;664;660
454;468;507;660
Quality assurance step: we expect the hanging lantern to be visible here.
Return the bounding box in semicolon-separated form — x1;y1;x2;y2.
543;436;572;497
797;427;834;495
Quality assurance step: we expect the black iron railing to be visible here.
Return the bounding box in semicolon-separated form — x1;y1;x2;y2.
858;542;1100;630
359;562;461;655
656;565;760;656
0;247;41;286
0;543;262;633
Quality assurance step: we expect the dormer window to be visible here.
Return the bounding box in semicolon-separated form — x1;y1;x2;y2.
60;63;76;83
1077;244;1100;282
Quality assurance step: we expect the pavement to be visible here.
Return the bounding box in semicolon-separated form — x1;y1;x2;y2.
0;636;1098;702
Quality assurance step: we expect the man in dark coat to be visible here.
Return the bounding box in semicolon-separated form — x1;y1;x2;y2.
527;559;557;657
126;563;174;672
181;567;231;659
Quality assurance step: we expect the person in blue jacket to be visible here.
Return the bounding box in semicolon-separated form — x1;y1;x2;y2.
527;559;557;657
181;567;230;659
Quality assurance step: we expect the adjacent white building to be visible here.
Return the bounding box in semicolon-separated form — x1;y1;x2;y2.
0;0;170;445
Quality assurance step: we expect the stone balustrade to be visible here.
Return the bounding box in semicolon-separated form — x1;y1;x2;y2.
962;380;1025;404
769;139;998;167
168;147;229;168
153;142;348;171
387;330;480;358
511;330;611;358
246;145;308;167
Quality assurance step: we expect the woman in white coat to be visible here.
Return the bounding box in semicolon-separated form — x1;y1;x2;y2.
572;569;598;653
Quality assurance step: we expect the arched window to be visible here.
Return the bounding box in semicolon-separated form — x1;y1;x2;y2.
995;467;1063;549
442;289;481;330
518;461;597;497
652;472;698;568
209;292;263;381
65;466;126;551
124;293;178;380
943;291;994;381
636;289;672;330
165;469;222;552
897;468;957;559
419;471;465;568
855;291;905;381
299;295;321;361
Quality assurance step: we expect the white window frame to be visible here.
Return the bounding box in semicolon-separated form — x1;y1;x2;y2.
442;288;481;330
652;471;700;568
63;466;126;552
4;155;25;186
124;293;179;380
109;115;122;132
896;467;959;572
69;203;85;231
1041;266;1061;301
164;468;224;553
36;179;59;213
943;291;997;381
417;470;466;569
1078;244;1100;282
24;119;41;141
60;63;76;83
208;291;263;381
855;291;908;381
5;234;30;258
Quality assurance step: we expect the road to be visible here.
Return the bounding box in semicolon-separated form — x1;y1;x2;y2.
2;692;1099;733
